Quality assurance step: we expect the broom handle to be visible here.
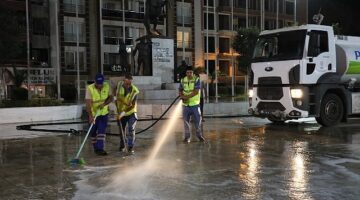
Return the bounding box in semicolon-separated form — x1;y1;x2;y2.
75;112;99;159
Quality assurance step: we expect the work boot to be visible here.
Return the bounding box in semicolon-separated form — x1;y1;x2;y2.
198;137;206;143
183;138;190;144
119;144;126;152
128;147;134;154
95;149;108;156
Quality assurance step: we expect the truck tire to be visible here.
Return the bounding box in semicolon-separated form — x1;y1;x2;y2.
267;116;285;124
315;93;343;127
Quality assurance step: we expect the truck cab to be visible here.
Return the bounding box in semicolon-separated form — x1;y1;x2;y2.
248;25;360;126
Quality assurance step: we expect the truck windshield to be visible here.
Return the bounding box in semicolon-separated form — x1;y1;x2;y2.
252;30;307;62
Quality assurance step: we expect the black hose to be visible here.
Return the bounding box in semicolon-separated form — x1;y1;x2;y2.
135;95;180;135
16;96;181;136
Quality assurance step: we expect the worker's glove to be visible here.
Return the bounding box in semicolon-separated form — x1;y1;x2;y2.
117;111;126;121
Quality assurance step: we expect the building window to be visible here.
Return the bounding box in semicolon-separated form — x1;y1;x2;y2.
204;0;214;7
219;60;230;76
177;31;191;48
177;56;192;67
65;50;86;71
249;16;259;28
104;53;120;65
219;0;230;7
234;0;246;8
219;38;230;53
63;0;85;14
278;19;284;28
64;21;86;43
204;36;215;53
204;60;215;75
32;18;49;36
265;0;276;12
203;13;215;30
279;0;284;13
104;26;121;45
219;14;230;30
234;17;246;30
285;0;294;15
103;2;117;10
265;19;276;30
176;2;192;24
32;49;49;67
249;0;259;10
139;0;145;13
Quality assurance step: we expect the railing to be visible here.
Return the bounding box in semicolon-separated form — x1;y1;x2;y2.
176;16;192;25
102;9;145;20
104;37;132;45
177;40;192;49
64;33;86;43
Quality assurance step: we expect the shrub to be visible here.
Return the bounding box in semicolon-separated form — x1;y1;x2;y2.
12;87;28;100
61;84;77;102
0;98;62;108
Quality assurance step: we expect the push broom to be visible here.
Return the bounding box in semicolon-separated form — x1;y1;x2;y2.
70;111;100;165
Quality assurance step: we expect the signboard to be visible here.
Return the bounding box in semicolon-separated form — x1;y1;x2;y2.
151;38;174;83
111;65;127;72
25;68;56;84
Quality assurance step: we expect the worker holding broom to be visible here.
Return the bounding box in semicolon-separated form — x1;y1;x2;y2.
85;73;113;156
114;73;140;153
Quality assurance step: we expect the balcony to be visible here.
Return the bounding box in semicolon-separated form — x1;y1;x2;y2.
176;16;192;25
177;40;192;49
102;9;145;20
64;33;86;43
104;37;132;45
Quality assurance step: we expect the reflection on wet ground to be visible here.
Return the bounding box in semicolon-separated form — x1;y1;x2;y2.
1;117;360;199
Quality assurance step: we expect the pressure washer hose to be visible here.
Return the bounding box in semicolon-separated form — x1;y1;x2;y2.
16;96;181;136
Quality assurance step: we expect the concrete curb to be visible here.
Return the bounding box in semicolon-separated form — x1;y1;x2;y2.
0;105;83;124
0;101;249;124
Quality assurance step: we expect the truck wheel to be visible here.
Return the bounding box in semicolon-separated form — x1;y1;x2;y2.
267;116;285;124
315;93;343;127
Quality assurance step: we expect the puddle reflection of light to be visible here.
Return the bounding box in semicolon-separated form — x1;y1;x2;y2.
238;141;260;198
290;141;311;199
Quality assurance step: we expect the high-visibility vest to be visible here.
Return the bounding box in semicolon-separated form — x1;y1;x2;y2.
116;82;139;116
88;82;110;116
181;76;200;106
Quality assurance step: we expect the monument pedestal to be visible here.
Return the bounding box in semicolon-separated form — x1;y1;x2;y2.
133;36;174;83
150;37;174;83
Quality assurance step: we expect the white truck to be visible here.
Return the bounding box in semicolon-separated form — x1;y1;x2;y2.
248;24;360;126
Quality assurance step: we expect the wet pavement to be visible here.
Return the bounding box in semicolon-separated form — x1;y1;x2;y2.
1;117;360;200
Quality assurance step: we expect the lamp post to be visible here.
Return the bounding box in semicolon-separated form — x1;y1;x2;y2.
76;0;80;103
26;0;31;100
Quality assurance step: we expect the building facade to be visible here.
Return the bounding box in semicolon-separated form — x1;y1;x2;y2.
1;0;308;100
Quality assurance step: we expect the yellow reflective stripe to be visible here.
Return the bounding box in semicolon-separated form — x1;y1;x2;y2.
92;100;105;103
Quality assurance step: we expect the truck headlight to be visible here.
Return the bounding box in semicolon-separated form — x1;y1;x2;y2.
248;89;254;98
291;89;303;99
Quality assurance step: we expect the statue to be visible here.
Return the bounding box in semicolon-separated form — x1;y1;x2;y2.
118;40;130;73
132;37;152;75
144;0;171;36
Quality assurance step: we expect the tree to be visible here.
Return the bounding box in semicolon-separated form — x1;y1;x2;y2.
4;67;28;100
232;27;260;75
0;2;23;65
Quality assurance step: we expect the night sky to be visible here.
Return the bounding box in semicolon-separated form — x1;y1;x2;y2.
308;0;360;36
